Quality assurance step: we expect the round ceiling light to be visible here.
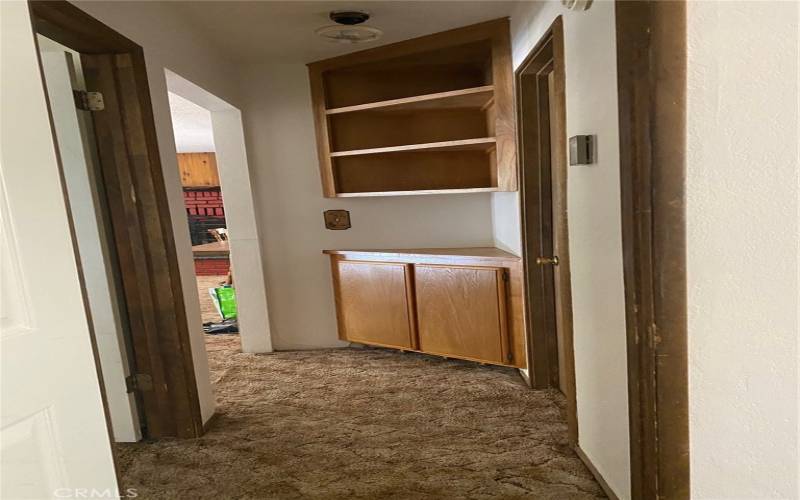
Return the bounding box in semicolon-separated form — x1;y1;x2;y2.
315;25;383;44
316;9;382;44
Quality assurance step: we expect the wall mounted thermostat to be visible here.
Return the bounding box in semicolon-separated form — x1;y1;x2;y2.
323;209;351;230
569;135;596;165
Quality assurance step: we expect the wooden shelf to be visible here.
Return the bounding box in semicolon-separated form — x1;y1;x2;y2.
330;138;496;158
336;187;499;198
325;86;495;115
308;19;516;197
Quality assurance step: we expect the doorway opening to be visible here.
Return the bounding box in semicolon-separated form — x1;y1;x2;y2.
516;16;578;444
165;70;273;358
169;93;238;344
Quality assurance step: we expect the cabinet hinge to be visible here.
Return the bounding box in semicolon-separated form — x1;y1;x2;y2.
507;353;513;362
73;90;105;111
125;373;153;393
502;270;510;282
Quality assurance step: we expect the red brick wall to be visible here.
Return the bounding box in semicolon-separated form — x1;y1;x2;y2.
184;188;227;245
184;189;225;217
194;258;230;276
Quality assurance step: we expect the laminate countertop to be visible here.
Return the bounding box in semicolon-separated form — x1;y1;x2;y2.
323;247;521;263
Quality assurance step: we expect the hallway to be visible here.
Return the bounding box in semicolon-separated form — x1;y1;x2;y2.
115;336;604;499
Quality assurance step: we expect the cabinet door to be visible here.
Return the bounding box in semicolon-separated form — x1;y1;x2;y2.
333;260;416;349
415;265;509;364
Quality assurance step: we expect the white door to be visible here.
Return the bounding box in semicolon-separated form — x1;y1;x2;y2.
39;39;142;443
0;2;119;498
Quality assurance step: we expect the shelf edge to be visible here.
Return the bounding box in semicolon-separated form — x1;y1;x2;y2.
325;85;495;115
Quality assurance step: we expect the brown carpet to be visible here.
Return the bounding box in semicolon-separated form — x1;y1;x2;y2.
115;336;605;499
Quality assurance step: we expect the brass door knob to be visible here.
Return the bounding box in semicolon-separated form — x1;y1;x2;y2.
536;256;559;266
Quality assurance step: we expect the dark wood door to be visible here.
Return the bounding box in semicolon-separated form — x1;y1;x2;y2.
516;18;576;442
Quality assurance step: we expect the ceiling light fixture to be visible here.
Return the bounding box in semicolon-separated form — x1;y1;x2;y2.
316;10;383;44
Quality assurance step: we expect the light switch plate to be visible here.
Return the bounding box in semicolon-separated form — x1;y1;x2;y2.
323;209;351;230
569;135;596;165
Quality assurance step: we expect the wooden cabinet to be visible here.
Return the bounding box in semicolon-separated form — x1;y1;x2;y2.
332;260;416;349
415;265;509;364
325;248;526;368
308;19;517;198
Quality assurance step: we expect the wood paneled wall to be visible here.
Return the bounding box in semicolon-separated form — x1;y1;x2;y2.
177;152;219;188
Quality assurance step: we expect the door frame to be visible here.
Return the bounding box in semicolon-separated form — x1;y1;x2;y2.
516;3;690;499
515;16;578;444
615;1;689;498
30;0;204;438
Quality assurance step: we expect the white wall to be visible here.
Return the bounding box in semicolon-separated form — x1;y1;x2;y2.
687;2;799;498
499;1;631;497
70;0;250;425
239;63;496;349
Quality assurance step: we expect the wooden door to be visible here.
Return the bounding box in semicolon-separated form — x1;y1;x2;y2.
333;260;416;349
1;2;118;494
414;265;509;364
516;17;577;442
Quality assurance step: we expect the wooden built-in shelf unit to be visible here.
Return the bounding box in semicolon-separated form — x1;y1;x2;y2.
308;19;517;197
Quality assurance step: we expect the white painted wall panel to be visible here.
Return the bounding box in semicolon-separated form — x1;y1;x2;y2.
687;2;799;497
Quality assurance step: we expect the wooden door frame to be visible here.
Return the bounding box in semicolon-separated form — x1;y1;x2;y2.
516;4;689;498
616;1;689;498
516;16;578;444
30;0;204;438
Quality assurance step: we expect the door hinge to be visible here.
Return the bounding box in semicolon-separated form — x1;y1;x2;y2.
73;90;105;111
125;373;153;393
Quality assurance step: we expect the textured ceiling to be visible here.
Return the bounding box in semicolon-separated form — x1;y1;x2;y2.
168;92;215;153
167;1;519;64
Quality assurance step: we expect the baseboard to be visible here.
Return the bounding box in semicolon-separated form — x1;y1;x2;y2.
573;444;620;500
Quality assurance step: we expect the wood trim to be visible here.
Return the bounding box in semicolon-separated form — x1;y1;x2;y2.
547;18;577;446
31;1;204;439
496;268;511;365
334;187;499;198
402;263;420;350
490;19;517;191
308;66;336;197
30;1;137;53
515;16;577;444
325;85;495;115
329;137;497;157
307;18;510;71
574;445;621;500
615;1;689;498
329;255;348;342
